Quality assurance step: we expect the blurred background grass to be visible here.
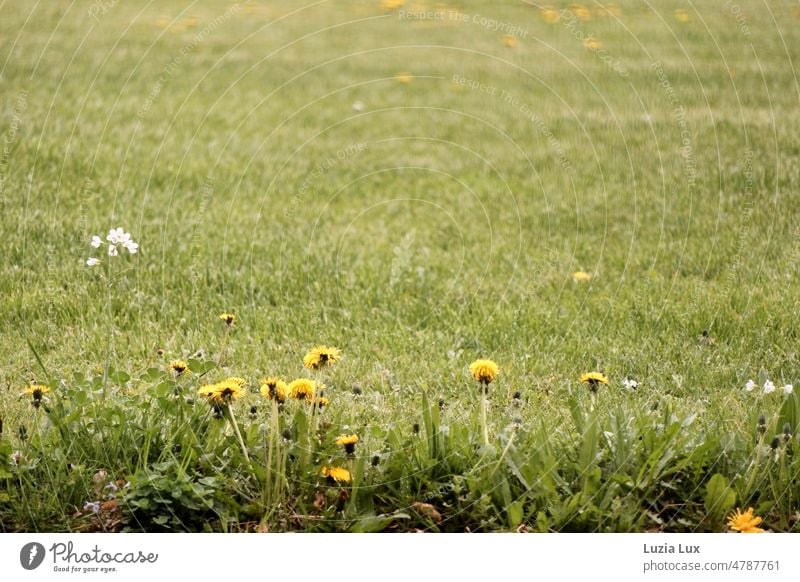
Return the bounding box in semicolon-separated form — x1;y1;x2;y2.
1;0;799;426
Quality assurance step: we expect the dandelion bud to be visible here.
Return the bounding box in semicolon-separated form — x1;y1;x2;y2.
438;398;445;411
249;405;258;418
18;425;27;441
371;455;380;467
757;415;767;436
783;423;792;442
512;391;521;400
412;423;420;435
352;385;362;396
281;428;292;441
769;436;780;450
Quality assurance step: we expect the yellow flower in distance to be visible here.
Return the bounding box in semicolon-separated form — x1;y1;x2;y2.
572;271;592;282
502;34;519;48
321;466;351;483
24;385;50;404
336;434;359;454
583;36;602;50
580;372;609;392
569;4;592;21
395;72;414;84
380;0;405;11
335;434;359;446
219;312;236;326
169;360;190;377
303;345;341;370
727;507;765;533
470;359;499;385
674;9;690;23
313;396;330;410
288;378;316;402
260;377;287;403
540;7;560;24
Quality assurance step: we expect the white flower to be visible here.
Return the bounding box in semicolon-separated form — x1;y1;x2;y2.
106;228;120;243
783;384;794;395
763;380;776;394
122;240;138;254
106;227;128;244
744;379;756;392
90;235;102;248
622;377;639;390
352;100;365;112
107;244;118;257
86;257;101;267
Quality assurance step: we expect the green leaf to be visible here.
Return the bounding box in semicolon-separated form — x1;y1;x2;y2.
350;513;410;532
108;370;131;385
188;359;216;375
143;368;164;381
777;390;800;434
704;473;736;520
507;500;524;528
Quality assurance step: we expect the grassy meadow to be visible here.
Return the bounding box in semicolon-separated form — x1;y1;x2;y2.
1;0;800;532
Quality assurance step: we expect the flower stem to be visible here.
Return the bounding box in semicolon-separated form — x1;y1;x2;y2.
226;405;251;466
480;388;489;446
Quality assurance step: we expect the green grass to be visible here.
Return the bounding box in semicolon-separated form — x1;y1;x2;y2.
1;0;800;532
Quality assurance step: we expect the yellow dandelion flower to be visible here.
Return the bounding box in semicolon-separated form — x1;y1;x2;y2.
313;396;330;410
336;434;359;454
288;378;316;402
580;372;609;392
395;72;414;84
569;4;592;21
198;378;246;405
24;384;50;398
225;376;248;388
573;271;592;282
540;7;560;24
469;359;499;385
674;9;690;23
219;312;236;326
502;34;519;48
303;345;341;370
169;360;190;377
727;507;765;533
321;466;351;483
583;36;602;50
260;377;287;403
24;384;50;407
335;434;359;446
380;0;405;11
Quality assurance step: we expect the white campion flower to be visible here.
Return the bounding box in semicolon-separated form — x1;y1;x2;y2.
90;235;103;248
107;244;118;257
122;240;138;254
86;257;101;267
783;384;794;395
744;379;756;392
763;380;776;394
